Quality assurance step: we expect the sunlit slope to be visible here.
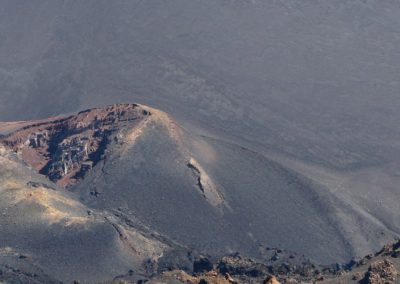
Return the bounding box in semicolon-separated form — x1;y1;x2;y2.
0;145;168;283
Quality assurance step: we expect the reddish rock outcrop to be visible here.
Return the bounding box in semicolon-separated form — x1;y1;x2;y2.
0;104;149;187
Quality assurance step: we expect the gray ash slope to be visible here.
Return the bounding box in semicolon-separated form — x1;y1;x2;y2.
1;1;400;282
1;3;400;265
71;105;397;264
0;104;397;283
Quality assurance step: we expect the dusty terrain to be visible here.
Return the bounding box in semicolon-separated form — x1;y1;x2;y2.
1;1;400;283
0;104;399;284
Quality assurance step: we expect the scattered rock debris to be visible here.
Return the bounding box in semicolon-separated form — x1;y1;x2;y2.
360;259;398;284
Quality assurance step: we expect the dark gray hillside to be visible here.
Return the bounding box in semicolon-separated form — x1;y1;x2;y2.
198;136;398;263
74;120;244;258
1;1;400;280
0;254;59;284
1;4;400;252
1;104;398;282
73;114;397;264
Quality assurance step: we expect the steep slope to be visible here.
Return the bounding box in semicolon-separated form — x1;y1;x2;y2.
2;104;396;267
0;143;173;283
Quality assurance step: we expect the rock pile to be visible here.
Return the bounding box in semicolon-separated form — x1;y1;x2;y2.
361;259;398;284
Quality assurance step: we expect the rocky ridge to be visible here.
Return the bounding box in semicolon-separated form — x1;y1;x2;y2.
0;104;150;188
140;240;400;284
